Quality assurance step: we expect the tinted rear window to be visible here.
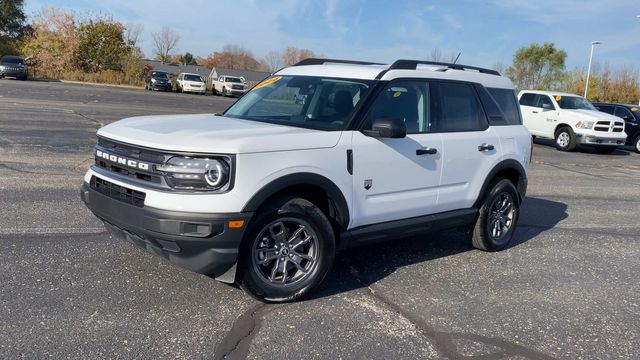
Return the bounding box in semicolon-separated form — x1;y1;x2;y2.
519;93;537;107
487;88;522;125
430;82;487;132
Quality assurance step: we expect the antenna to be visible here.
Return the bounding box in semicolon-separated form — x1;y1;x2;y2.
453;52;461;64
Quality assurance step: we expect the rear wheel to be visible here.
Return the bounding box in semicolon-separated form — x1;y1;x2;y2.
555;127;577;152
240;196;335;303
471;179;520;252
634;135;640;154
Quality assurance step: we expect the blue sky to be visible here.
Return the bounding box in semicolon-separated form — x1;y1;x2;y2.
24;0;640;70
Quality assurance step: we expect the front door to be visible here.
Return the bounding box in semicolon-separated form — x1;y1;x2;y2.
351;80;443;228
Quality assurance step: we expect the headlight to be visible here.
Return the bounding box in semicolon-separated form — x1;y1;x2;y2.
157;156;230;191
576;121;594;129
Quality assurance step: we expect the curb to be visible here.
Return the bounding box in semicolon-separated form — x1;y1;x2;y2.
59;80;143;90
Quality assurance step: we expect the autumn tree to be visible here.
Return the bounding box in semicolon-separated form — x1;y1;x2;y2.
506;43;567;90
281;47;315;66
202;45;261;70
74;18;129;72
560;65;640;104
152;27;179;62
0;0;30;54
21;7;78;78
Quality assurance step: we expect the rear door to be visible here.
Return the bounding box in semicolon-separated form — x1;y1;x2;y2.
432;81;501;212
519;93;543;135
351;80;443;227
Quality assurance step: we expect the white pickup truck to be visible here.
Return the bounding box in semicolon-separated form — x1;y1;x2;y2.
212;75;249;97
518;90;626;153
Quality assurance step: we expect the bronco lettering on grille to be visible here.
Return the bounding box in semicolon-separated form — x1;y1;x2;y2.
96;149;150;171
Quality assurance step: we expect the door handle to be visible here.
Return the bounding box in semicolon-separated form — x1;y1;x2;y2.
478;143;495;152
416;147;438;155
532;110;539;114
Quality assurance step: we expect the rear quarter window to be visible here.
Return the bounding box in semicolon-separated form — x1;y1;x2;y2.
486;87;522;125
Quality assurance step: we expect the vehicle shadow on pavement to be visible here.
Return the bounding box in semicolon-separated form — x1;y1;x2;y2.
534;138;631;156
306;196;568;359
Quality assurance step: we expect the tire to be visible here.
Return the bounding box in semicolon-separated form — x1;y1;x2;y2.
471;179;520;252
222;87;226;97
239;196;335;302
595;147;617;154
555;127;577;152
634;135;640;154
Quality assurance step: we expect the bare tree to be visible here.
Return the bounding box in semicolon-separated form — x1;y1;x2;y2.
492;62;507;75
282;47;316;66
428;47;457;63
152;27;179;62
263;50;282;72
124;23;143;47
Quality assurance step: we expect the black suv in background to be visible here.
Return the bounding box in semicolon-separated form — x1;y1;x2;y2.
144;71;172;92
594;103;640;153
0;55;28;80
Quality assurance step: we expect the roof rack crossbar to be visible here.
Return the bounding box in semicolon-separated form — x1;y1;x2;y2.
388;59;500;76
293;58;385;67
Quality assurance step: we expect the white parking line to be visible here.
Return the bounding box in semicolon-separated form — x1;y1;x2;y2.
0;227;106;236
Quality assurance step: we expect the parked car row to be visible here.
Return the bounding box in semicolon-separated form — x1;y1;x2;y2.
517;90;639;153
143;70;250;97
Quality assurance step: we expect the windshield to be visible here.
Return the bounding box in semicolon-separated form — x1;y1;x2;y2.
225;77;243;83
184;74;203;82
556;95;597;110
1;56;24;65
224;75;374;131
151;72;169;80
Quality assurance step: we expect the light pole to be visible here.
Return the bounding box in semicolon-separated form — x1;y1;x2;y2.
584;41;601;98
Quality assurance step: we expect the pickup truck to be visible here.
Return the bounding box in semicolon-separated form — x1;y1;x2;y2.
212;75;249;97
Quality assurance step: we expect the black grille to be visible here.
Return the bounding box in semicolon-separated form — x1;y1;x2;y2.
95;138;168;185
90;176;146;207
232;84;244;90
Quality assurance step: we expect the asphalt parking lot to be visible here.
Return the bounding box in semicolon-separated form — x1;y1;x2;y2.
1;79;639;359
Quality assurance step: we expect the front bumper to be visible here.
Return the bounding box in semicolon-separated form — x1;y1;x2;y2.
151;83;172;91
80;182;252;282
575;131;627;146
0;69;27;78
227;88;247;96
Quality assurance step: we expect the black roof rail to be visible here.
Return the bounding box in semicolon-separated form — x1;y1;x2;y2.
293;58;385;66
387;59;501;76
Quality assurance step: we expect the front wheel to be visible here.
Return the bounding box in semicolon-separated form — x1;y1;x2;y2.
471;179;520;252
239;196;335;302
555;127;577;152
634;135;640;154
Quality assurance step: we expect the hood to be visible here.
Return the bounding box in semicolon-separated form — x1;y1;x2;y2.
563;109;621;121
96;114;342;154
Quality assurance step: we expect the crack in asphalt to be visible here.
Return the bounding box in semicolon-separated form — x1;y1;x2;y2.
213;303;280;360
346;261;559;360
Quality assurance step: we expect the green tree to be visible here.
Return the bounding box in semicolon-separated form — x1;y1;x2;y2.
180;52;197;65
74;18;128;72
506;43;567;90
0;0;30;55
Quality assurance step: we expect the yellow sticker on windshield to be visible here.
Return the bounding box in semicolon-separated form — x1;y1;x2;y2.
253;76;282;90
632;107;638;112
393;91;402;98
555;95;562;101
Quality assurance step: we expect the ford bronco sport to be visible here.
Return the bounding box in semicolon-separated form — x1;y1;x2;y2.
81;58;531;302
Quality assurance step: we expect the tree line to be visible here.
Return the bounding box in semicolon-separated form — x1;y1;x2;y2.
2;1;638;103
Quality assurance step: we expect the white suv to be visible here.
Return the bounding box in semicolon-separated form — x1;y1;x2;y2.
81;59;532;302
176;72;206;95
519;90;626;153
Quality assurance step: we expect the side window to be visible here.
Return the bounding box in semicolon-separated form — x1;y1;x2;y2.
519;93;537;107
431;82;487;132
536;95;555;110
596;105;614;114
367;81;428;134
614;107;634;120
487;88;522;125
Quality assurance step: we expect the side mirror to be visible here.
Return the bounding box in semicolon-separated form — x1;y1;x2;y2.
363;118;407;138
542;103;554;111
